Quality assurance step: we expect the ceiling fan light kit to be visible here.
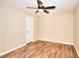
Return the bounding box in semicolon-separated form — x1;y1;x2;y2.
26;0;55;14
39;9;43;12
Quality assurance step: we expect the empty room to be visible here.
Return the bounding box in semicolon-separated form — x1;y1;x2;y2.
0;0;79;58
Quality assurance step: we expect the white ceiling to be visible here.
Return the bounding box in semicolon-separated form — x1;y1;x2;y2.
3;0;79;13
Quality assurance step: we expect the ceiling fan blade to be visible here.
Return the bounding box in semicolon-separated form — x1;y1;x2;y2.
43;10;49;13
35;10;39;13
26;7;38;9
44;6;55;9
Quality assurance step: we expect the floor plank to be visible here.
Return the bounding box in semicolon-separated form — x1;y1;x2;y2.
0;40;78;58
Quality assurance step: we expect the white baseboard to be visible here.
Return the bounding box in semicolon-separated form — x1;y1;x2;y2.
0;40;37;56
38;39;74;45
74;45;79;56
0;43;26;56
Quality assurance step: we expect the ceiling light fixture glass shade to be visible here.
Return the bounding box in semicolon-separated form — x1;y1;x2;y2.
39;9;43;12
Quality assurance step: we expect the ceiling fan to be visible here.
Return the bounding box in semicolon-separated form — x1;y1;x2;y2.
26;0;55;14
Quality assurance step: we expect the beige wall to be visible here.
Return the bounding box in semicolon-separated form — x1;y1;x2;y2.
33;16;39;41
75;4;79;55
38;11;75;45
2;3;26;51
0;1;3;50
0;1;1;50
0;2;38;51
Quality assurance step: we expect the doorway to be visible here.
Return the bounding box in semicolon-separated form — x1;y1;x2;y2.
25;16;34;43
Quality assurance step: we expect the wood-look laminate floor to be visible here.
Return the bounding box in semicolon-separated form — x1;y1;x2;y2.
0;40;78;58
